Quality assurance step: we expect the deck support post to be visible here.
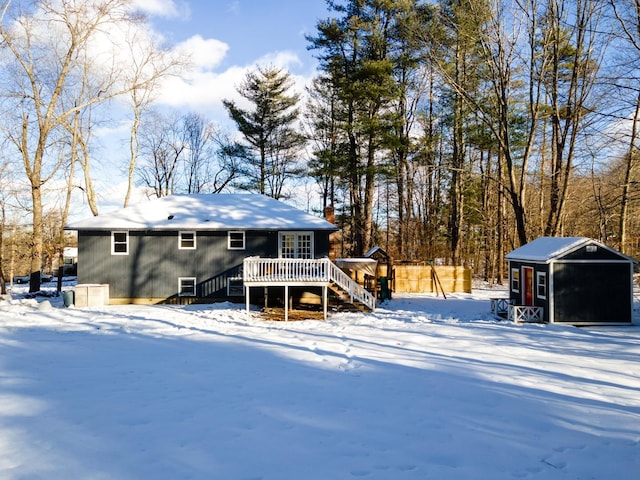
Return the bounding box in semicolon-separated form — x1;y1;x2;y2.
245;286;250;319
284;285;289;321
323;285;328;320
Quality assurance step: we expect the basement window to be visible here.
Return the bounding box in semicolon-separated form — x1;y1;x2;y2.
179;277;196;297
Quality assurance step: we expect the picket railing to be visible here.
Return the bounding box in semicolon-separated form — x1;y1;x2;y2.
243;257;328;283
325;259;376;311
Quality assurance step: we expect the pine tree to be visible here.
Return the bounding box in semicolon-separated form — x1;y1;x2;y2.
223;66;306;199
308;0;401;255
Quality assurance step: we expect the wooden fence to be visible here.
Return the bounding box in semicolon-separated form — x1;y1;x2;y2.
393;265;472;294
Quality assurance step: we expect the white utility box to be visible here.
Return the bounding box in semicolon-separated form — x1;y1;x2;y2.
74;284;109;307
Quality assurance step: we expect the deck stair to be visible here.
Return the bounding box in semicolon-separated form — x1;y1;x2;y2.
328;285;372;312
325;260;375;311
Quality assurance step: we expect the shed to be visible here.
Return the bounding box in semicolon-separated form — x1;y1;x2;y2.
365;246;394;300
505;237;636;325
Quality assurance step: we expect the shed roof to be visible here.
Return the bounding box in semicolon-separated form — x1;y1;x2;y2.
365;246;391;260
505;236;633;263
65;194;338;232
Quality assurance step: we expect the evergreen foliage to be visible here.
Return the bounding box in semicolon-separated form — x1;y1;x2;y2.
223;66;307;200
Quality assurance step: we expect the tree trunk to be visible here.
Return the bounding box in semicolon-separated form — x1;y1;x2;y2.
124;101;141;208
0;204;6;295
619;91;640;253
29;177;43;292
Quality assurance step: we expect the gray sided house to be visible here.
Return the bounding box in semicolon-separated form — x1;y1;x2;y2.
506;237;636;325
65;194;338;305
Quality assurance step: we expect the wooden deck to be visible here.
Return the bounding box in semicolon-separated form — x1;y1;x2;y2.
243;257;376;320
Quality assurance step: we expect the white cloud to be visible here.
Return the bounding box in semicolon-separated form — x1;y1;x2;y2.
173;35;229;70
155;43;315;125
133;0;187;18
155;66;247;121
254;51;303;71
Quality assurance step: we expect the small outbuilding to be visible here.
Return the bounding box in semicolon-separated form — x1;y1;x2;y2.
505;237;637;325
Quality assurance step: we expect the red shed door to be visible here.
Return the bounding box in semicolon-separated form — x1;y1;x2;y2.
522;267;534;306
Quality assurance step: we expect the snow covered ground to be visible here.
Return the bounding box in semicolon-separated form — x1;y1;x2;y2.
0;281;638;479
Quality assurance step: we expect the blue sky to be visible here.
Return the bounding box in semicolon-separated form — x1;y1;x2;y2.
140;0;331;124
155;1;329;68
70;0;335;216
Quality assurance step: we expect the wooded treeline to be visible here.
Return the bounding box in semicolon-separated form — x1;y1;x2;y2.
0;0;639;293
304;0;640;279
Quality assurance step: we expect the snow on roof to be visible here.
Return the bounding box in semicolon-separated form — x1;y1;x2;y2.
505;236;591;262
65;194;338;231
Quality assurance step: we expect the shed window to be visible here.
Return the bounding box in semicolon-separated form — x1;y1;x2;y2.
179;277;196;296
111;231;129;255
511;268;520;293
279;232;313;259
536;272;547;299
179;231;196;250
228;231;245;250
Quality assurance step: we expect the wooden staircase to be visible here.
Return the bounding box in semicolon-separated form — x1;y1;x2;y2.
325;260;376;311
328;282;374;312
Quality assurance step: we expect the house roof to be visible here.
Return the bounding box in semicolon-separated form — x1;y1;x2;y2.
505;236;634;263
65;194;338;232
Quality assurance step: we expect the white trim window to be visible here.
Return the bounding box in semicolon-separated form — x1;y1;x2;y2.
179;277;196;297
536;272;547;299
511;268;520;293
279;232;313;259
111;231;129;255
228;231;245;250
179;231;196;250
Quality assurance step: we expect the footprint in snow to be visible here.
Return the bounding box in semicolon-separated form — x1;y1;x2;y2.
339;360;361;376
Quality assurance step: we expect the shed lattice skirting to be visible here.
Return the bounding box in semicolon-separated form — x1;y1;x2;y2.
508;304;544;323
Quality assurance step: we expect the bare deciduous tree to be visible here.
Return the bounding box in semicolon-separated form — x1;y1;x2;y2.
610;0;640;254
137;110;185;198
122;25;184;208
0;0;164;291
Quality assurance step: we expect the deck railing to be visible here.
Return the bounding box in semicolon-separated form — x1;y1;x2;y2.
508;304;544;323
243;257;376;311
490;298;512;317
325;260;376;311
243;257;329;283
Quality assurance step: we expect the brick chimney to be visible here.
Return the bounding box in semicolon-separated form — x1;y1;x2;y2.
323;205;335;224
324;205;340;259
